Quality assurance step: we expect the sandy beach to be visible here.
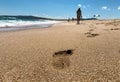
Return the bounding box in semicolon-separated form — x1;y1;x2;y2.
0;20;120;82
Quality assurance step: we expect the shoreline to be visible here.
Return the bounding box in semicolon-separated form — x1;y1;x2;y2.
0;23;56;32
0;19;119;32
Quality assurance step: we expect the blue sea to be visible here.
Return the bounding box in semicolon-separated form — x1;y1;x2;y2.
0;16;57;32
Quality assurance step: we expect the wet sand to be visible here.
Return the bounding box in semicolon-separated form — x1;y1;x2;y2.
0;20;120;82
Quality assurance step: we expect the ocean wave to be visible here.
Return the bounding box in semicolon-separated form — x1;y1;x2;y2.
0;20;57;27
0;20;58;32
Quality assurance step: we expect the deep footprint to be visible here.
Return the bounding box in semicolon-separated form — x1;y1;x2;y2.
87;33;99;37
52;49;74;69
85;32;99;38
52;56;70;69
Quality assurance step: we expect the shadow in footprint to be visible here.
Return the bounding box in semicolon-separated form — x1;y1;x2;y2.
52;49;74;69
85;32;99;38
111;28;120;31
87;33;99;37
53;49;74;57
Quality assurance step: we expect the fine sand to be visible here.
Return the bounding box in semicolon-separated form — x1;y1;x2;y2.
0;20;120;82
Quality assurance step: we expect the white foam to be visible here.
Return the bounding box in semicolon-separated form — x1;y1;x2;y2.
0;20;57;27
0;20;59;32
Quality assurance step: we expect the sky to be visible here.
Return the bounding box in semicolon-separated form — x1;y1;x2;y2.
0;0;120;19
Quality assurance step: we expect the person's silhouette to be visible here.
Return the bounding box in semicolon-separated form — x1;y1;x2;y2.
77;8;82;24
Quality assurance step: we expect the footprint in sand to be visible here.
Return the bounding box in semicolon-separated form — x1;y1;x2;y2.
52;49;74;69
84;32;91;35
85;32;99;38
110;28;120;31
87;33;99;37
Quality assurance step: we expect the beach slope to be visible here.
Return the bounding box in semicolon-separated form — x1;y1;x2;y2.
0;20;120;82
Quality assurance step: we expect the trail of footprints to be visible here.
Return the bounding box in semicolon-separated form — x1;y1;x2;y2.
85;23;120;38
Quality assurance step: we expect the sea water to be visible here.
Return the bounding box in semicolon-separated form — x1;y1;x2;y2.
0;16;57;32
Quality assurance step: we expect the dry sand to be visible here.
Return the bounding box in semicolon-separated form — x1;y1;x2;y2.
0;20;120;82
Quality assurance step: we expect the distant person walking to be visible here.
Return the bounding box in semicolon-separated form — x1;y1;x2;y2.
77;8;82;24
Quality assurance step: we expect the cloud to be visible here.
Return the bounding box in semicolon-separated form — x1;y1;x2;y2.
102;6;110;11
78;4;82;7
118;6;120;11
102;6;107;10
78;4;90;9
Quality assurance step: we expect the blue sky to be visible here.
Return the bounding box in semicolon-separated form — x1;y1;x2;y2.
0;0;120;19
